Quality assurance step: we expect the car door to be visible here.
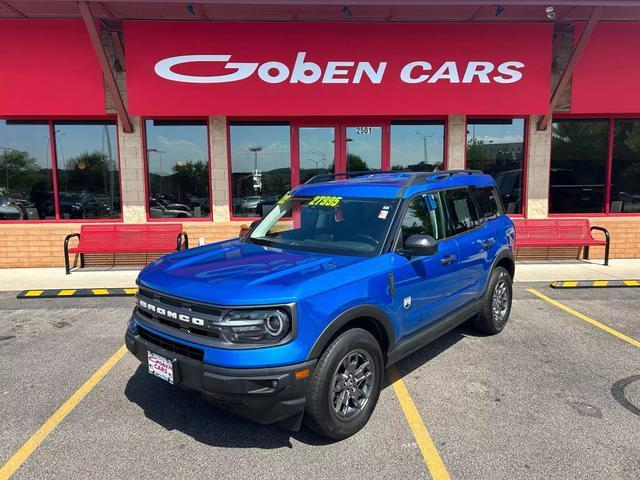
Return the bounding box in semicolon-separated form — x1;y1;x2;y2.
442;187;496;305
388;191;462;340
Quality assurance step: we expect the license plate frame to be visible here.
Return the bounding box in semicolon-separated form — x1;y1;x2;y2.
147;350;178;385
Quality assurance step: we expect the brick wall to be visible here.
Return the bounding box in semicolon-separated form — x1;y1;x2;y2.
0;222;245;268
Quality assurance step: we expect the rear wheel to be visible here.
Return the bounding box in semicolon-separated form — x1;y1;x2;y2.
473;266;513;334
304;328;383;440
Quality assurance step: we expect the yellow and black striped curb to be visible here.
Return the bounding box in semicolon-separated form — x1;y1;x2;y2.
550;280;640;289
17;288;138;299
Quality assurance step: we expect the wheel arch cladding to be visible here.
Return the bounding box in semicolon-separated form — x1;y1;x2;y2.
306;305;395;361
495;252;515;279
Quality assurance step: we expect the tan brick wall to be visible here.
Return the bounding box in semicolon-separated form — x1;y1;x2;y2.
0;222;245;268
525;115;552;219
447;114;466;170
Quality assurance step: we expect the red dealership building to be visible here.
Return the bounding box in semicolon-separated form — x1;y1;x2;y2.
1;0;640;267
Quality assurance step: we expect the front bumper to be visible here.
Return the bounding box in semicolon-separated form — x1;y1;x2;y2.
125;328;316;429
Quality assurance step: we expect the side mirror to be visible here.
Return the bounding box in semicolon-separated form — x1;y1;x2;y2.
401;234;438;257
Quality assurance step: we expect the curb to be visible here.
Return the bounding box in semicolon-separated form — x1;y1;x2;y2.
550;280;640;289
17;288;138;299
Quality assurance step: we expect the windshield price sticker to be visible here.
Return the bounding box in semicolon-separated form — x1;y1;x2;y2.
309;195;342;207
277;193;293;205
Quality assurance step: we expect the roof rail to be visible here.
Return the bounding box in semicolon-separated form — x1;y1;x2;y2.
304;169;483;186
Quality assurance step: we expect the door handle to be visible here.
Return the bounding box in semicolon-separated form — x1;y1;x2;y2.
440;255;457;266
482;239;495;250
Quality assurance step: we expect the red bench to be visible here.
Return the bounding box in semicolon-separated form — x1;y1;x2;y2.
64;224;189;274
513;219;610;265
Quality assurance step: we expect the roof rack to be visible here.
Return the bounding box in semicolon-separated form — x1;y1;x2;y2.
303;169;482;186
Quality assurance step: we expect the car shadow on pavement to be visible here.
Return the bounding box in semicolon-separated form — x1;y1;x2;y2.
124;323;478;448
124;365;332;449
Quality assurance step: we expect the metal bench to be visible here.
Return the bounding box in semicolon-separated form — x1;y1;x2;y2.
513;219;610;265
64;224;189;274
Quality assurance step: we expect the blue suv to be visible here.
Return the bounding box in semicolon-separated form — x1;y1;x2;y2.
125;170;515;439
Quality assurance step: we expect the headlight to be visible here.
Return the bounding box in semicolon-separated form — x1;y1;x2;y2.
220;308;291;344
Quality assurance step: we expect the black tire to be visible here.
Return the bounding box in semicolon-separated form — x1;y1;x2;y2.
304;328;383;440
473;266;513;335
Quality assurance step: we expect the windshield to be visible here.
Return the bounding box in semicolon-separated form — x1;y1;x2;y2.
248;195;398;256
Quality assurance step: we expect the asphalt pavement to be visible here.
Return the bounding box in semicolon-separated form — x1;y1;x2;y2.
1;283;639;479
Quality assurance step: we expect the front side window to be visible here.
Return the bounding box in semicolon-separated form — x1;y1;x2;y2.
145;120;210;219
443;188;480;236
398;192;446;249
230;123;291;218
466;119;525;214
249;196;396;256
611;119;640;213
391;121;445;172
54;121;120;219
550;119;608;214
0;120;53;220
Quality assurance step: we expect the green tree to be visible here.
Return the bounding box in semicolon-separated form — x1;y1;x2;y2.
172;160;208;196
0;149;41;195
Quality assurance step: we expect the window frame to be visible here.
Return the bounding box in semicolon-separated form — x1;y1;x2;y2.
142;117;213;223
464;116;528;218
549;114;640;217
227;116;448;222
0;116;123;224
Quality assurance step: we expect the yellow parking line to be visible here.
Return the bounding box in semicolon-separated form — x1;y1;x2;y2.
123;288;138;295
624;280;640;286
92;289;109;296
57;289;76;297
23;291;43;297
527;289;640;349
388;366;451;480
0;345;127;480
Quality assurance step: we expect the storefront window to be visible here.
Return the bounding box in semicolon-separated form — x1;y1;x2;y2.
145;120;210;219
0;120;54;220
54;121;120;219
611;119;640;213
299;127;335;184
391;121;445;172
229;122;291;218
550;119;608;214
345;126;382;171
466;119;525;214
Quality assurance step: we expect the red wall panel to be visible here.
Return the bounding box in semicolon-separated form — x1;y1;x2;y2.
0;20;105;116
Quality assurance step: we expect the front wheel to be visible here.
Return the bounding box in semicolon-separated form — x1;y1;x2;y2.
304;328;383;440
473;266;513;334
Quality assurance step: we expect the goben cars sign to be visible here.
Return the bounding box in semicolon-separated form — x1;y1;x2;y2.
125;22;552;116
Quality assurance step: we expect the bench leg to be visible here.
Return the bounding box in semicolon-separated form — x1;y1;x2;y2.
80;253;85;269
64;248;71;275
604;241;610;266
583;246;589;261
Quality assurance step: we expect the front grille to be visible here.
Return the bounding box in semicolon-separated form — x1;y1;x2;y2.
138;326;204;361
135;287;223;339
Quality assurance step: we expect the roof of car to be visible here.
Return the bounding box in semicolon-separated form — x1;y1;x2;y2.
292;170;496;199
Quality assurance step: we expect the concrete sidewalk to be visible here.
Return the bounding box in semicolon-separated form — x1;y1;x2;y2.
1;260;639;292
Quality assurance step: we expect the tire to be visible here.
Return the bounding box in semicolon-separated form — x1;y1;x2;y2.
473;266;513;335
304;328;383;440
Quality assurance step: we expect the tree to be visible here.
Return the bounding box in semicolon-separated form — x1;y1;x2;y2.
0;149;42;196
172;160;208;197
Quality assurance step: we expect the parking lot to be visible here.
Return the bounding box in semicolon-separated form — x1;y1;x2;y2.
1;283;639;479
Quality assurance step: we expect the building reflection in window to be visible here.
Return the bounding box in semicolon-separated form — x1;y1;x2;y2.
144;120;210;219
550;119;608;214
611;119;640;213
0;120;54;220
391;121;445;172
229;123;291;218
54;121;120;219
466;118;525;214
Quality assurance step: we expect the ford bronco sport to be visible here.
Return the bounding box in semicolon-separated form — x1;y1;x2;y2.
125;170;515;440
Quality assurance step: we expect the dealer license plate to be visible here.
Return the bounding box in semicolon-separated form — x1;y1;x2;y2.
147;351;175;384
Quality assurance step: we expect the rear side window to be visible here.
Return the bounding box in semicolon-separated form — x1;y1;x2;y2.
398;192;447;248
443;188;480;236
473;187;503;220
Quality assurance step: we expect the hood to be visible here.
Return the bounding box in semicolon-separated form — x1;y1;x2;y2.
137;239;368;305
